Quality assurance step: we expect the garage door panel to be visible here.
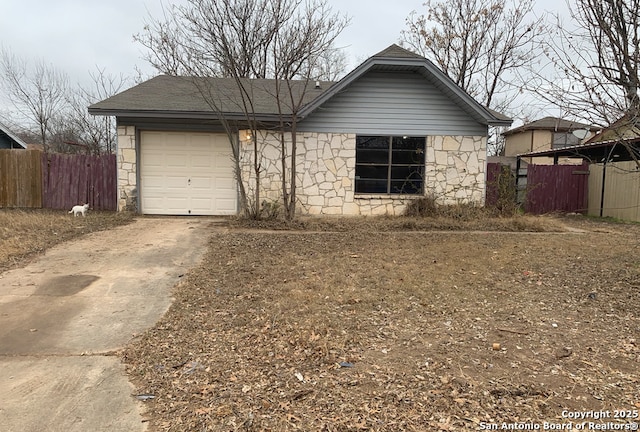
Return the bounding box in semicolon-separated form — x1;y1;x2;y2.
140;199;164;212
190;177;213;191
215;198;237;214
140;131;237;215
190;155;214;169
143;175;168;188
165;197;189;208
166;154;189;168
165;133;188;147
164;176;187;187
190;197;214;211
214;176;236;190
143;153;165;168
213;153;233;169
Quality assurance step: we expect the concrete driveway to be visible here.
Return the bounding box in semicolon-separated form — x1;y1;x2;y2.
0;217;212;431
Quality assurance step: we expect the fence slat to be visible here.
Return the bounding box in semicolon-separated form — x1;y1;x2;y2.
0;150;42;208
1;150;116;210
525;163;589;214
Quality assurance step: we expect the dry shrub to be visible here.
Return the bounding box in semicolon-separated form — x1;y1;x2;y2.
404;196;510;220
231;211;565;233
485;164;520;216
0;208;134;273
403;194;438;217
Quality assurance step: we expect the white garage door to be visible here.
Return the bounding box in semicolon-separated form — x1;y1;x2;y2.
140;131;237;215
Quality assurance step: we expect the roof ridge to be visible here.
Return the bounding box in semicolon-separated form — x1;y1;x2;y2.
372;44;425;59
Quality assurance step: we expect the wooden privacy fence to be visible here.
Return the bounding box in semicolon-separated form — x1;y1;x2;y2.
0;150;117;210
0;150;43;207
525;163;589;214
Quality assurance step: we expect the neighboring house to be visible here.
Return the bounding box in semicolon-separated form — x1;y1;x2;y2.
584;113;640;144
503;117;598;164
0;122;28;149
88;44;511;216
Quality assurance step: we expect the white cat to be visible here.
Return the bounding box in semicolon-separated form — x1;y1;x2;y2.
69;203;90;217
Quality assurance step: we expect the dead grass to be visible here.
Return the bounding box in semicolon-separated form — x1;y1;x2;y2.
0;208;134;273
229;212;565;233
124;217;640;431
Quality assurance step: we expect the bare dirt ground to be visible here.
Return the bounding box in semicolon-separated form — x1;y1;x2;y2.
122;215;640;431
0;209;134;274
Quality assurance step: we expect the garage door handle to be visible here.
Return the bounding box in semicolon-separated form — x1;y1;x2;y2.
188;178;191;185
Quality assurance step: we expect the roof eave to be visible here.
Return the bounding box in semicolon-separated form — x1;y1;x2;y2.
487;118;514;127
0;122;28;149
88;107;289;123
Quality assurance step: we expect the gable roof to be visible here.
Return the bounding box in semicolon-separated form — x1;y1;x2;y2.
298;44;511;126
503;116;597;136
0;121;28;149
89;44;511;127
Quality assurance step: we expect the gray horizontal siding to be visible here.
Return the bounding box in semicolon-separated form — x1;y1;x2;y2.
298;71;487;136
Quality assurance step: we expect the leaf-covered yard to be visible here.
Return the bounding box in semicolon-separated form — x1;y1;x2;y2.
124;218;640;431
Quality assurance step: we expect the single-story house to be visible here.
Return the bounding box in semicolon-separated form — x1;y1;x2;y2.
0;122;28;149
89;44;512;216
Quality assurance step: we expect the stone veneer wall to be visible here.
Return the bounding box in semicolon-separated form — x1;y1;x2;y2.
426;135;487;205
116;126;138;211
240;131;487;216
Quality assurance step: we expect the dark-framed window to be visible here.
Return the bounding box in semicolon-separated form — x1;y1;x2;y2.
355;135;425;194
552;132;581;149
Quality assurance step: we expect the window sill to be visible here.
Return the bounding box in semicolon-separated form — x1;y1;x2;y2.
354;194;424;200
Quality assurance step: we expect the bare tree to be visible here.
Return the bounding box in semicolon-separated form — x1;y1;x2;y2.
526;0;640;166
310;47;349;81
0;49;69;152
66;68;129;154
402;0;545;110
530;0;640;126
136;0;348;219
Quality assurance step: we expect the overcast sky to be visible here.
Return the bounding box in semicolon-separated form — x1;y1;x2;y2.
0;0;565;116
0;0;424;84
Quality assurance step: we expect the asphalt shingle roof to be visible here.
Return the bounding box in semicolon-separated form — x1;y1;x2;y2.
89;76;334;117
89;44;511;126
372;44;426;59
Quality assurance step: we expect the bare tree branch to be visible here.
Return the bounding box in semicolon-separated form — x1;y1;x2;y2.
402;0;545;108
136;0;349;219
0;49;69;152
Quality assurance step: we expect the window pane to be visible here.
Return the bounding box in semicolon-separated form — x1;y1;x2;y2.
552;132;580;149
391;165;424;181
357;136;390;150
393;149;425;164
358;149;390;164
392;136;425;150
391;179;423;194
356;164;388;179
